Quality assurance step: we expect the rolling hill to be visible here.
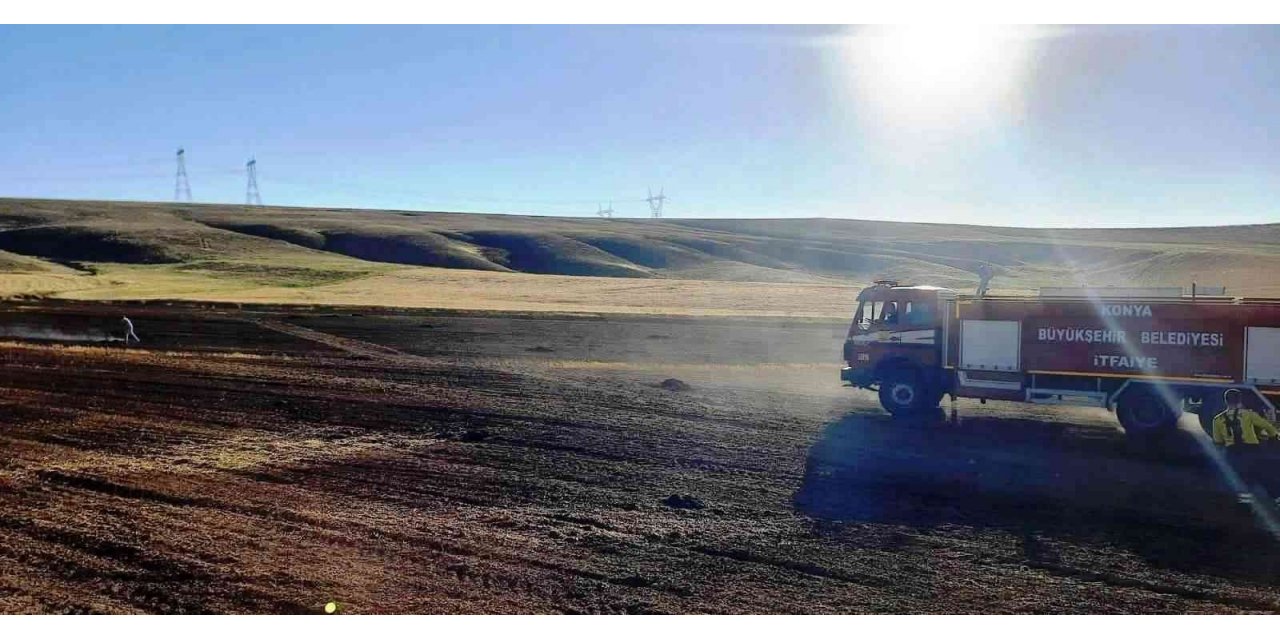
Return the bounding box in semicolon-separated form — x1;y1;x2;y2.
0;197;1277;313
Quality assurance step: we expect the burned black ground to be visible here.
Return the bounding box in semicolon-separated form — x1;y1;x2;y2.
0;301;1276;613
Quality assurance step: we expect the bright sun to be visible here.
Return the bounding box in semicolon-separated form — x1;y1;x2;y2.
847;25;1038;134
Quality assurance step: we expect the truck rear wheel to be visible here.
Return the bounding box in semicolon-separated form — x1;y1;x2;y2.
1117;388;1181;436
878;369;937;416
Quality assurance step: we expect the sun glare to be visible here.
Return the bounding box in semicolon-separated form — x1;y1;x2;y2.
847;25;1039;134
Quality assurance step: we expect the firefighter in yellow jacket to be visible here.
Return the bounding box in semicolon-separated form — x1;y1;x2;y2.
1213;389;1278;446
1213;389;1280;503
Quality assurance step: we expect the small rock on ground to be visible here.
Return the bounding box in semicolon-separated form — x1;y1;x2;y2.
663;494;705;510
659;378;692;392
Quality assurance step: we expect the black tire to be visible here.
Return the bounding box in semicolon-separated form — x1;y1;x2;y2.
878;368;934;416
1117;388;1181;437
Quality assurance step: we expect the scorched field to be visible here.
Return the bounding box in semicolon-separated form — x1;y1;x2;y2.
0;301;1278;613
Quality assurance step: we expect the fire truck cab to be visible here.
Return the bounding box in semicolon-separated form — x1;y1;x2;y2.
841;281;955;415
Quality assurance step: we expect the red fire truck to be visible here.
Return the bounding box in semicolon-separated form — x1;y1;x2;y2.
841;281;1280;437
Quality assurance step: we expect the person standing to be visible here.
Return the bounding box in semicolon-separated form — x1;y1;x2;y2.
1213;389;1279;503
122;316;140;345
976;263;994;297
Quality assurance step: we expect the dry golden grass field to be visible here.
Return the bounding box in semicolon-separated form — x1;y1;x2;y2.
1;197;1279;314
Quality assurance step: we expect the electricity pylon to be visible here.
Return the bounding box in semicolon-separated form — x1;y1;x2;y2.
645;187;666;218
245;157;262;206
174;148;192;202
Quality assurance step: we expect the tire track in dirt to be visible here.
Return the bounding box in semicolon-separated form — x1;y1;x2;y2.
0;509;312;614
254;319;411;361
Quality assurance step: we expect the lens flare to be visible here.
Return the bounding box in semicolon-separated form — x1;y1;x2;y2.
845;25;1039;137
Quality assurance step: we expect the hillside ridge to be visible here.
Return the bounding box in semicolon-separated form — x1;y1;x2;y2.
1;197;1278;297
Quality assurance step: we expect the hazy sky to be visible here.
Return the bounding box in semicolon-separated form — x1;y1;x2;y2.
1;24;1278;226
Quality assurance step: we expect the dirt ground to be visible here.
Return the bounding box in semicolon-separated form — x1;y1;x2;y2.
1;302;1279;613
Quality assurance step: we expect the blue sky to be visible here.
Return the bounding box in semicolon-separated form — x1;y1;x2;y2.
1;24;1278;227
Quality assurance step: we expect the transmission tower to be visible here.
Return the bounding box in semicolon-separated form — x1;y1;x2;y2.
174;148;192;202
245;157;262;206
596;202;614;218
645;187;667;218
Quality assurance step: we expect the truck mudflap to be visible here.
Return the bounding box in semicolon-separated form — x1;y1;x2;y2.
841;366;875;388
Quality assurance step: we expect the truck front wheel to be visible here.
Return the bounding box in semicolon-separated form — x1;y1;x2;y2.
1117;388;1181;436
878;369;936;416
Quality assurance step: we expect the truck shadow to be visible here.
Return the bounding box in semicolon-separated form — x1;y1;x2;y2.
794;409;1280;584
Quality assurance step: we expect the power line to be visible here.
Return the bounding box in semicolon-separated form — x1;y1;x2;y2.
21;157;173;172
7;149;679;215
264;174;649;212
174;148;192;202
